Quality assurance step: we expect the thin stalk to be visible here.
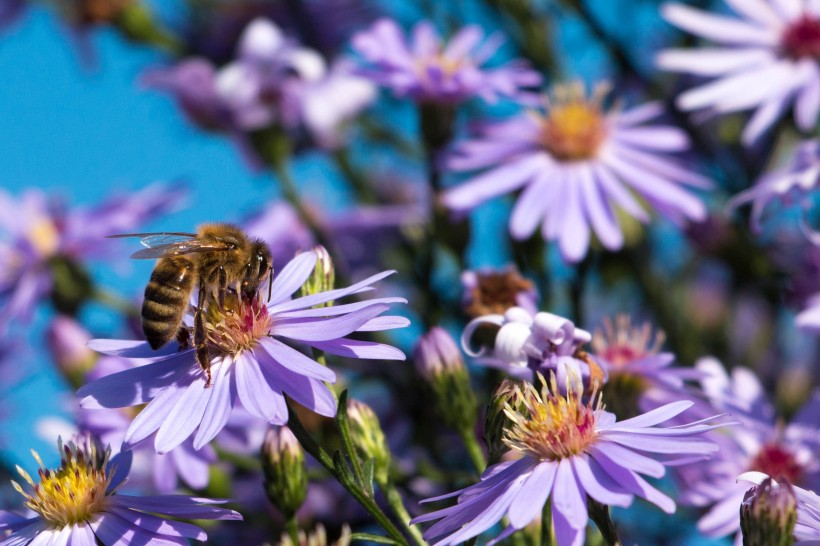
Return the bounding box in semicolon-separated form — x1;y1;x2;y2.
285;515;300;545
458;428;487;475
286;403;410;546
378;479;427;546
588;499;622;546
540;501;553;546
333;150;377;204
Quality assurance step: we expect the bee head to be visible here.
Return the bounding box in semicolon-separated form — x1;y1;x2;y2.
242;240;273;300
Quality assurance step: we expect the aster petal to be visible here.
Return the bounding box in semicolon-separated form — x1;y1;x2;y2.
610;144;712;189
697;488;745;536
193;358;235;449
773;0;802;20
612;126;689;151
124;382;188;446
579;163;623;250
572;454;632;507
274;297;407;318
602;431;717;453
552;506;585;546
724;0;783;27
660;4;779;45
258;337;336;382
155;375;212;453
656;48;775;76
108;496;241;520
448;127;537;171
587;443;665;479
417;459;531;506
0;522;47;546
593;451;676;513
67;523;96;546
507;462;556;528
267;270;395;314
91;513;187;546
357;315;411;331
741;93;792;146
443;26;482;60
676;62;796;113
87;339;182;362
267;251;318;305
796;75;820;131
27;529;60;546
258;350;337;417
552;458;588;529
616;102;663;126
108;450;133;492
108;506;206;541
0;514;35;533
309;338;406;360
557;168;591;263
441;154;549;211
77;353;193;409
234;352;287;422
172;444;214;490
272;304;389;341
154;453;178;493
591;163;650;222
411;21;439;57
509;169;551;240
602;400;693;429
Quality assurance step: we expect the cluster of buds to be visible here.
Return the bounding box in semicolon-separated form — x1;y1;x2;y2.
261;426;307;518
414;327;478;437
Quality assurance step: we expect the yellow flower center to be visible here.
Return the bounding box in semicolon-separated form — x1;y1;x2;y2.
12;440;112;527
503;374;600;461
205;294;272;356
537;83;609;162
26;217;60;258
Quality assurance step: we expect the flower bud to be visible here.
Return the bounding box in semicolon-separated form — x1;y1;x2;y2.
346;399;390;485
740;477;796;546
278;524;352;546
413;328;478;435
484;378;526;465
261;426;307;518
299;246;335;306
46;315;96;386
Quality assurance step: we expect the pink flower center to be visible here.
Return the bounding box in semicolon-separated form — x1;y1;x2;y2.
504;375;600;461
782;15;820;60
205;294;272;356
591;315;664;369
749;443;804;484
537;83;609;162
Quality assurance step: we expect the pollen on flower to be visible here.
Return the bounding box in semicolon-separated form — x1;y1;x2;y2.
536;83;609;162
592;315;665;368
205;294;272;356
781;15;820;60
748;443;805;485
503;373;600;461
11;438;113;527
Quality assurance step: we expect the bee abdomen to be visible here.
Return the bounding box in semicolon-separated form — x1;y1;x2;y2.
142;257;196;350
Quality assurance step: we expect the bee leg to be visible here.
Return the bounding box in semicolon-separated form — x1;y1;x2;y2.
175;326;191;350
267;266;273;302
216;266;227;310
194;280;212;388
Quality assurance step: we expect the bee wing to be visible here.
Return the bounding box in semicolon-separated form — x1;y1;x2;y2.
107;232;233;259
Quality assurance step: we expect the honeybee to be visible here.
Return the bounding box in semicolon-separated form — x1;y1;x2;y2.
112;223;273;387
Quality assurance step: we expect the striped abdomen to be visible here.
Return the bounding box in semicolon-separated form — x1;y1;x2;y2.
142;256;196;349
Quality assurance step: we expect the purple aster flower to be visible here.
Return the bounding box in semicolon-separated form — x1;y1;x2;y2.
77;249;408;453
460;265;538;318
590;315;704;419
675;358;820;544
351;18;541;104
0;436;241;546
740;471;820;545
0;183;186;333
729;139;820;234
442;83;710;262
462;307;604;389
411;374;724;546
657;1;820;145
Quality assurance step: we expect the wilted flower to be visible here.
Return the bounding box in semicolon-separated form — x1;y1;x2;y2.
740;472;820;545
78;251;408;453
0;183;185;333
463;307;603;390
740;475;797;546
262;426;307;517
411;374;724;546
675;359;820;544
351;18;540;105
442;83;710;262
729;140;820;234
0;436;241;546
657;2;820;145
591;315;702;419
461;266;537;318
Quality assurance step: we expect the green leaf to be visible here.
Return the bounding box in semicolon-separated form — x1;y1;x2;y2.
350;533;400;545
361;458;376;498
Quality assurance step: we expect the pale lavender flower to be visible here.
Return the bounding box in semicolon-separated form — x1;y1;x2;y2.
657;1;820;145
442;83;710;262
0;436;241;546
0;184;185;333
740;472;820;545
797;292;820;331
46;315;96;380
675;358;820;545
351;18;541;104
461;307;603;389
411;375;724;546
77;250;408;453
729;139;820;234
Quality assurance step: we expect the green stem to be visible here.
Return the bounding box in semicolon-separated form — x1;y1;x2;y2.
588;499;622;546
286;515;300;545
333;150;377;204
540;501;553;546
379;480;427;546
458;428;487;475
286;403;410;546
92;288;139;317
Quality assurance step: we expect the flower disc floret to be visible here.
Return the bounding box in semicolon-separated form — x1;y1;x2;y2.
537;84;608;161
782;15;820;60
205;295;272;356
749;443;804;485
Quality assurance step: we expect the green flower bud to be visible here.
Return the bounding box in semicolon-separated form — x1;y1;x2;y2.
261;426;307;518
740;477;796;546
484;378;526;465
413;327;478;436
299;246;336;306
277;524;352;546
346;399;390;485
48;255;94;317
